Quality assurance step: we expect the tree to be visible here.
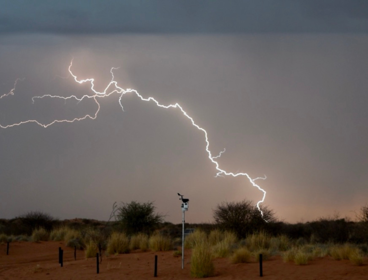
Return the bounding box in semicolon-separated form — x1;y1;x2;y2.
213;200;276;238
116;201;164;235
358;205;368;222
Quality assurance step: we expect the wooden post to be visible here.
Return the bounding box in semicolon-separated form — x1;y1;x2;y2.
6;242;9;255
259;253;263;277
96;253;100;274
154;255;158;277
60;249;63;267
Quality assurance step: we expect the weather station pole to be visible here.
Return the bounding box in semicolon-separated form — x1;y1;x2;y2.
178;193;189;269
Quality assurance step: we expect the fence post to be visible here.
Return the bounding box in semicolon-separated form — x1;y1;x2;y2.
259;253;263;277
60;249;63;267
6;242;9;255
96;253;100;274
154;255;158;277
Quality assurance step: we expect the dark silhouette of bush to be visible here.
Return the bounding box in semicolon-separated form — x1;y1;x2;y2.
116;201;164;235
4;211;57;235
213;200;276;238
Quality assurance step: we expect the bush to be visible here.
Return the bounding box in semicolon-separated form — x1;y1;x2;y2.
191;241;214;278
213;200;276;238
117;201;164;235
230;248;253;263
294;250;311;265
107;232;130;255
329;244;356;260
31;228;49;242
149;234;172;251
17;211;55;234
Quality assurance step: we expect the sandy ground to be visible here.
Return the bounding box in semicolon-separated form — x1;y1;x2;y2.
1;241;368;279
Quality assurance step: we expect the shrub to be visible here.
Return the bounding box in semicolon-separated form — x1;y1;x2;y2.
185;229;207;249
13;235;29;242
191;241;214;278
213;200;276;238
270;235;290;251
149;234;172;251
16;211;56;235
107;232;130;255
117;201;164;235
31;228;49;242
230;247;253;263
85;241;98;258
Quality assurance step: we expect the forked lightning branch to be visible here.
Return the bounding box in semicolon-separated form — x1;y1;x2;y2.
0;61;268;217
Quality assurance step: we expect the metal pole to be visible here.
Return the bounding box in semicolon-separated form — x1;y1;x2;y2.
182;209;185;269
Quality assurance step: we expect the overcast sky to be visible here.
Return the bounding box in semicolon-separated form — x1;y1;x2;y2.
0;1;367;223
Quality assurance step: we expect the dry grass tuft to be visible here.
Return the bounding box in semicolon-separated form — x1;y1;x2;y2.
208;229;223;246
185;229;207;249
106;232;130;255
230;247;253;263
246;231;271;251
191;241;215;278
31;228;49;242
85;241;98;258
50;226;68;241
130;233;149;250
149;234;172;251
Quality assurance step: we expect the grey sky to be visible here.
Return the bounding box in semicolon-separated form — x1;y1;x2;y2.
1;0;368;34
0;1;367;223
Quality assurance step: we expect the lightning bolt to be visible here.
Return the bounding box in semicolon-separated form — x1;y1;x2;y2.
0;78;24;100
0;60;268;218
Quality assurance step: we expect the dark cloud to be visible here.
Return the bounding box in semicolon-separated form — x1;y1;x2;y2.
1;0;368;34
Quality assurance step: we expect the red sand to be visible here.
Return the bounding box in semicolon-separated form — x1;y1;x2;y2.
1;241;367;279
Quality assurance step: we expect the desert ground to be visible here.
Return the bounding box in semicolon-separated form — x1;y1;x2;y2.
1;241;367;280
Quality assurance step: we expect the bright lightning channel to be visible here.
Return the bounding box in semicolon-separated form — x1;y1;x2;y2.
0;61;268;218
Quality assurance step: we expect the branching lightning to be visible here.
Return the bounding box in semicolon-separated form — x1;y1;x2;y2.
0;61;268;217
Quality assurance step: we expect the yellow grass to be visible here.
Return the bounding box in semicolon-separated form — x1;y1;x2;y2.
130;233;149;250
31;228;49;242
191;241;214;278
230;247;253;263
246;231;271;251
149;234;172;251
208;229;223;246
106;232;130;255
50;226;69;241
85;241;98;258
184;229;207;249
